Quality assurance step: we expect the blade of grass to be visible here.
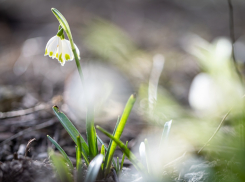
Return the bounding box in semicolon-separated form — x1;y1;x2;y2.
104;116;120;173
52;106;89;160
100;144;105;170
48;148;73;182
104;94;136;175
96;125;147;175
47;135;73;171
76;161;84;182
97;134;118;169
120;141;128;171
76;135;83;169
116;157;119;173
112;158;117;169
97;134;108;151
86;105;98;159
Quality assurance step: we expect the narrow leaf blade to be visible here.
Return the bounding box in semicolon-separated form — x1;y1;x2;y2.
47;135;73;171
97;135;108;151
76;136;82;169
104;94;136;175
86;105;98;159
104;116;120;171
120;141;128;171
100;144;105;170
96;125;147;175
48;148;73;182
116;157;119;173
52;106;89;160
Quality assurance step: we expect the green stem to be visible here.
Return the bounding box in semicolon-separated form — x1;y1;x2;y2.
86;104;98;159
72;48;85;84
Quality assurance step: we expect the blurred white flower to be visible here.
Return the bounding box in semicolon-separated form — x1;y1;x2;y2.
188;73;218;112
44;35;80;66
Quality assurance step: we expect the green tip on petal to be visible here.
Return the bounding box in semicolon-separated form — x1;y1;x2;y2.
49;51;53;56
45;49;48;55
59;53;63;63
56;53;58;58
65;54;70;61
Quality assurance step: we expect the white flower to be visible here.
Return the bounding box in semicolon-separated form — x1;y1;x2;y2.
45;35;80;66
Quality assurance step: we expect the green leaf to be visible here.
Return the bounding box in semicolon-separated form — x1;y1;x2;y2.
76;160;84;182
86;105;98;159
104;94;136;175
116;157;120;173
48;148;73;182
84;154;104;182
96;126;147;175
112;158;117;169
104;116;120;170
47;135;73;171
52;106;89;161
76;135;83;169
101;144;105;156
120;141;128;171
97;135;108;151
100;144;105;170
97;133;117;170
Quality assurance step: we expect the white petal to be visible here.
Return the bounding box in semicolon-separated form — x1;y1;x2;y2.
45;36;60;59
45;36;56;54
48;41;58;59
61;39;74;62
52;36;61;59
57;38;65;66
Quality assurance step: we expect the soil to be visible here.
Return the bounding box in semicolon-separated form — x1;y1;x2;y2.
0;84;146;182
0;157;57;182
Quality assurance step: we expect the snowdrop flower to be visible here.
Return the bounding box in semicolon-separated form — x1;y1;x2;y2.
44;35;80;66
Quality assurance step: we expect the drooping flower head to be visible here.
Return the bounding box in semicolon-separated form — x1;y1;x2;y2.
44;28;80;66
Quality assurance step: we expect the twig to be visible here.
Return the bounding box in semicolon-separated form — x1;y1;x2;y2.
0;119;56;146
25;138;36;157
198;110;231;154
227;0;243;84
0;103;48;119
